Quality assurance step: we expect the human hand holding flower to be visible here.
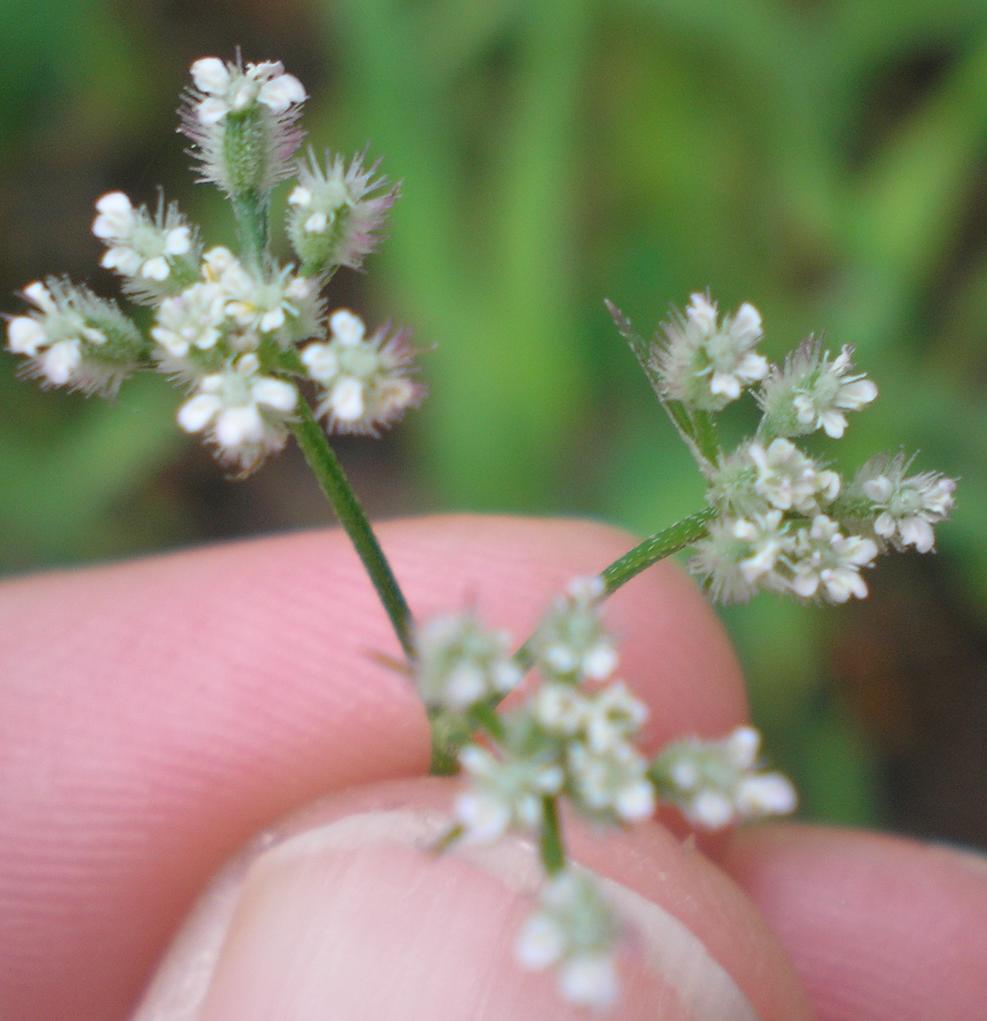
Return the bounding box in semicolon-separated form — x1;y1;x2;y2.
3;517;985;1020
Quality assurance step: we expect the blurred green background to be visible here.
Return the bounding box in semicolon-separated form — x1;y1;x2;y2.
2;0;986;845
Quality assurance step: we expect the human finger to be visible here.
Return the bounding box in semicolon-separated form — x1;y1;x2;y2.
0;515;746;1020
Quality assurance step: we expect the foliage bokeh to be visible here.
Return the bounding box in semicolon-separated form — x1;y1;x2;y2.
2;0;986;845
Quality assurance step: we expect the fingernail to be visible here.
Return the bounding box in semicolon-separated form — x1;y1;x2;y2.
132;804;761;1020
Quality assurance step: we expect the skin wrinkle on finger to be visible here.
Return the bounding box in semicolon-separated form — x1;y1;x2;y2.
0;516;748;1021
132;796;763;1021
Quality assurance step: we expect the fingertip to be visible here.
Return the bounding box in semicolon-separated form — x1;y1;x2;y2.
720;823;987;1020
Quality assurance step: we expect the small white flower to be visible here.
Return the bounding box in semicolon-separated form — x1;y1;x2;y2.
734;773;798;817
202;248;323;348
516;872;620;1010
707;438;842;520
92;192;196;301
759;340;877;439
789;514;877;603
691;510;793;603
583;682;649;755
413;610;521;712
302;309;424;435
651;725;797;829
558;954;620;1011
287;149;398;273
151;282;227;358
850;453;957;554
5;278;143;395
658;293;768;411
533;575;618;682
455;745;563;843
567;740;655;823
188;56;305;125
176;353;297;474
181;57;306;196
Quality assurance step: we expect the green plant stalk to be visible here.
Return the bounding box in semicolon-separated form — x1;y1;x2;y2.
290;397;415;658
229;183;414;659
232;191;269;269
539;796;566;875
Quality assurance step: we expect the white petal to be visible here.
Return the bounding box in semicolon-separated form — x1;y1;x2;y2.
288;185;312;207
558;954;620;1010
839;379;877;409
191;57;231;95
731;302;762;341
724;725;760;769
330;309;366;345
164;226;192;256
216;405;264;447
686;293;718;333
820;410;847;438
735;773;797;817
304;211;328;234
689;789;734;829
196;97;230;126
791;572;820;598
736;351;769;381
258;73;306;113
899;516;935;553
22;281;56;313
710;372;741;398
515;915;564;970
862;476;893;503
177;393;221;433
141;256;170;281
93;192;135;236
330;377;365;421
300;343;339;383
101;246;143;276
41;340;81;385
259;307;285;333
454;791;509;843
615;781;656;821
7;316;46;355
252;377;297;412
582;642;617;681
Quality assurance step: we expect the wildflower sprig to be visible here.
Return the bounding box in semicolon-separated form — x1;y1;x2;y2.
6;58;959;1016
420;577;796;1009
5;54;423;655
609;293;956;606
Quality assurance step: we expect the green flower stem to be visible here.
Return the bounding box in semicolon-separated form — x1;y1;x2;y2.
290;397;415;659
539;797;566;876
231;191;269;270
599;507;717;594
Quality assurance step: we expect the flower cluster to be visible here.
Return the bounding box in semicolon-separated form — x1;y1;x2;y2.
5;279;145;395
618;294;956;604
181;57;306;195
657;292;768;410
650;725;797;828
516;871;620;1011
5;56;423;475
287;150;399;276
422;576;795;1010
302;310;425;435
413;608;520;712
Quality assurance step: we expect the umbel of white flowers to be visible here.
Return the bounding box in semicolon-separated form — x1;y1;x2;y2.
4;55;422;475
416;576;798;1010
612;292;956;605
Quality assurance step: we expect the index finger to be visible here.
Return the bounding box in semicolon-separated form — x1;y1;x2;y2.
0;514;747;1020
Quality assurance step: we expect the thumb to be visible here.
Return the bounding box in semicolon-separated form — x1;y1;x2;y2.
132;779;808;1021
